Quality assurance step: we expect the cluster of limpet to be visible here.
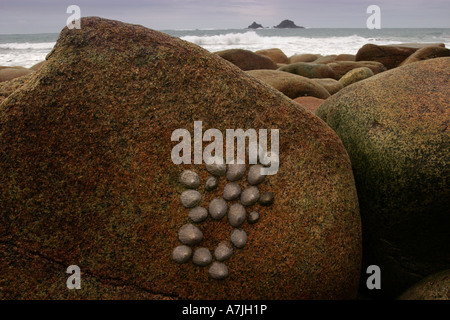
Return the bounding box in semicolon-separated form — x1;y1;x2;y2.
172;159;275;280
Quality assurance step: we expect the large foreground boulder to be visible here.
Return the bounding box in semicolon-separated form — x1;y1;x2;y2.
214;49;278;70
317;58;450;299
246;69;331;99
398;269;450;300
0;17;361;299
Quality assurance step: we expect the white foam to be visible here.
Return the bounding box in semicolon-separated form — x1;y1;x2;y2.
181;31;448;56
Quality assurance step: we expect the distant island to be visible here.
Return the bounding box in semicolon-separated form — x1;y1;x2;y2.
274;19;304;29
248;22;263;29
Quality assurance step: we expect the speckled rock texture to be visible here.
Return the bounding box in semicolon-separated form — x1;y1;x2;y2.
312;78;343;95
317;57;450;299
0;73;33;104
246;69;330;99
398;269;450;300
0;17;361;300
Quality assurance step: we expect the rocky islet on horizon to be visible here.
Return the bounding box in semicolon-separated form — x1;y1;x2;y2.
0;16;449;300
247;19;304;29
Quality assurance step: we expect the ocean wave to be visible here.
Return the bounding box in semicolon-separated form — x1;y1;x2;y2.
0;42;56;50
180;31;399;56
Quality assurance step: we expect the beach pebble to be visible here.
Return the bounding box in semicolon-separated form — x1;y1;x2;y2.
214;241;234;261
180;190;202;208
172;245;192;264
208;197;228;220
247;164;266;185
205;176;219;191
179;170;200;188
240;186;260;206
178;223;203;246
227;162;246;181
209;262;229;280
192;247;213;266
228;203;246;227
188;206;208;223
230;229;248;249
205;157;227;176
259;192;274;206
223;182;242;201
248;211;260;224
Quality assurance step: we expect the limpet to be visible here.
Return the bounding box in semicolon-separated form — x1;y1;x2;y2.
205;157;227;176
188;206;208;223
208;197;228;220
180;190;201;208
247;164;266;185
178;223;203;246
228;203;246;227
192;247;213;266
259;192;274;206
179;170;200;189
209;262;229;280
214;241;234;261
227;162;246;181
230;228;247;249
205;176;219;191
240;186;260;206
223;182;241;201
172;245;192;264
248;211;260;224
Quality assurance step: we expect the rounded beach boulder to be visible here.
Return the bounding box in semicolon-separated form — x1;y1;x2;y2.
312;78;343;95
317;57;450;299
293;96;325;113
399;46;450;66
326;61;386;79
398;269;450;300
255;48;289;64
0;17;361;300
246;69;330;99
338;67;374;87
289;53;321;63
278;62;336;79
214;48;278;70
355;43;445;69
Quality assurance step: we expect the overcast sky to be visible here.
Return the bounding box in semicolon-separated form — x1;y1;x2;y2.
1;0;449;34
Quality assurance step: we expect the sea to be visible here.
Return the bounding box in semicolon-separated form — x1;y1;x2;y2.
1;28;449;68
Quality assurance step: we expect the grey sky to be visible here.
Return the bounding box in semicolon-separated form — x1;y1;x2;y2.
1;0;449;34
